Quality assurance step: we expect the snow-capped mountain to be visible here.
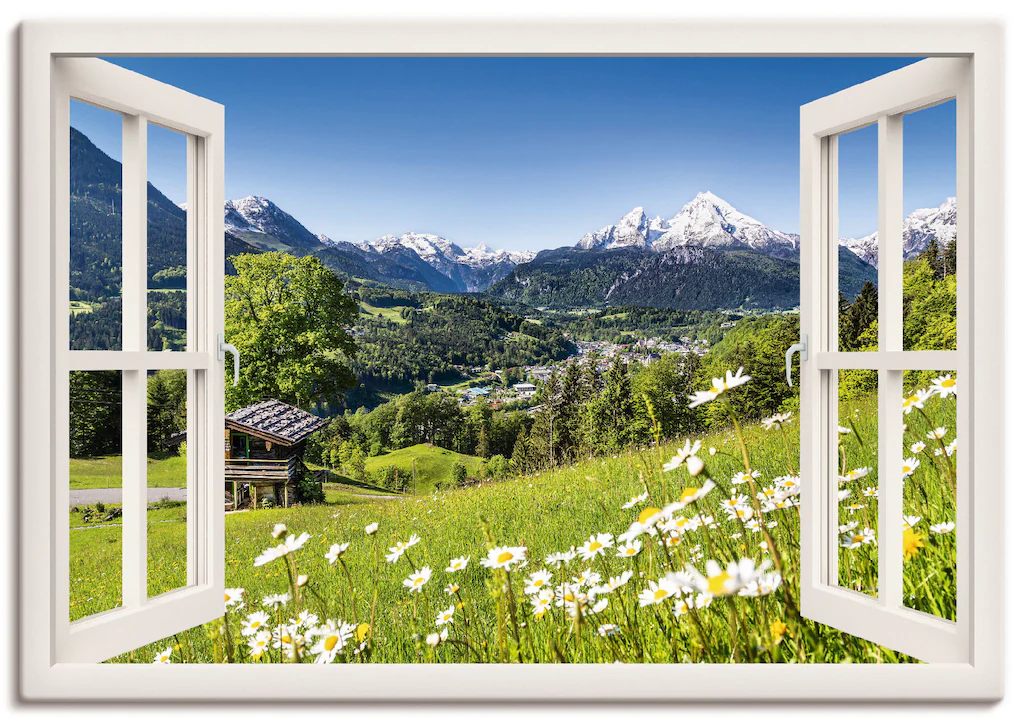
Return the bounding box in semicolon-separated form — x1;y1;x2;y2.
360;232;536;292
839;197;956;268
576;191;799;260
578;207;669;250
224;195;323;251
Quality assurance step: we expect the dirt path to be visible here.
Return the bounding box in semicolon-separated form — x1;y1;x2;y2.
69;487;187;506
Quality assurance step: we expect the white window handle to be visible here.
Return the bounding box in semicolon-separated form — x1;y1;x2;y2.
785;333;808;387
217;333;240;387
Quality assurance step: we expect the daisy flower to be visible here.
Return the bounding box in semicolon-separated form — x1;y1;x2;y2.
530;589;555;618
940;439;957;456
621;491;649;509
910;441;927;454
386;534;421;564
523;569;553;595
153;647;173;664
544;550;576;566
862;487;878;498
721;494;750;512
241;610;270;637
731;470;762;486
638;577;682;607
364;522;379;536
838;425;853;435
662;439;702;472
253;532;311;568
839;467;872;483
840;527;876;549
597;623;620;637
271;523;288;539
903;515;921;529
616;539;643;558
686;559;760;597
446;556;470;573
324;542;350;565
435;605;456;626
902;457;920;478
902;388;935;414
247;630;272;660
578;533;614;561
444;583;460;596
262;593;291;609
676;479;716;506
927;427;948;440
930;521;956;534
930;374;957;398
595;570;633;594
761;412;793;431
224;587;244;611
310;622;356;664
403;566;432;593
480;546;527;570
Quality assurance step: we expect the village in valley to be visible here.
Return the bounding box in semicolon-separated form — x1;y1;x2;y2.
428;333;714;408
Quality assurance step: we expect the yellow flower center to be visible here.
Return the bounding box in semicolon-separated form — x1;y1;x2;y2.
941;378;955;388
707;572;732;595
588;541;602;552
852;535;865;544
532;579;543;587
653;589;669;601
638;507;662;525
625;548;637;556
324;636;339;651
224;593;231;602
902;465;911;474
564;592;575;603
497;551;514;564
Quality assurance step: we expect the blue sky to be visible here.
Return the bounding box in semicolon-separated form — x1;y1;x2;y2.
72;57;956;251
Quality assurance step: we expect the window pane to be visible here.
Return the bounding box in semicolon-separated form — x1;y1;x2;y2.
70;101;122;351
902;100;957;351
902;370;957;621
147;124;189;351
69;370;123;621
837;369;879;597
147;369;190;597
836;124;880;353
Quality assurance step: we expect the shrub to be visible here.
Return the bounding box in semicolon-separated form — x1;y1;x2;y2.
295;474;326;505
450;460;467;487
371;464;412;492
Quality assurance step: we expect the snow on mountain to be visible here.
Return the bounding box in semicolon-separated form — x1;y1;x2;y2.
224;195;323;250
839;197;956;268
576;191;798;259
363;232;535;269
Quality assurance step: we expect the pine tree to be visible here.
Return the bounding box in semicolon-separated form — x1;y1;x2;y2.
942;236;957;277
921;238;942;279
510;431;533;474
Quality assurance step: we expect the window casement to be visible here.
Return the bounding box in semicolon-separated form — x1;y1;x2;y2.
18;22;1004;703
798;57;974;664
33;57;226;665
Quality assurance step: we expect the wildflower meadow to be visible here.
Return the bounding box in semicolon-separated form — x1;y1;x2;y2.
70;367;958;665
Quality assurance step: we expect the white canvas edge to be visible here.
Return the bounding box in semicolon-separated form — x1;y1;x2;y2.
17;19;1004;703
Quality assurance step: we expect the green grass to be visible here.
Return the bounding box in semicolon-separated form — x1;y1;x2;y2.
365;443;485;493
359;302;409;324
69;300;93;315
76;383;957;665
69;454;187;489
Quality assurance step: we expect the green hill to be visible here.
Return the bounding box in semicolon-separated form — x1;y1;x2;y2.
365;443;486;493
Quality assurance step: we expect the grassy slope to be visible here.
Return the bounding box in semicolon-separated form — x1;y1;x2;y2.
365;443;486;493
77;391;956;664
70;454;187;489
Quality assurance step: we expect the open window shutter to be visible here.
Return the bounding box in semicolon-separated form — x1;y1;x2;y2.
798;57;971;664
54;58;225;663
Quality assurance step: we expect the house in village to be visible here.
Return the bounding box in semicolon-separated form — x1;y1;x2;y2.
513;382;537;398
224;399;328;511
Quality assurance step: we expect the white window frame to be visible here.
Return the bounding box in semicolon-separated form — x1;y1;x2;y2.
799;57;973;665
18;20;1003;702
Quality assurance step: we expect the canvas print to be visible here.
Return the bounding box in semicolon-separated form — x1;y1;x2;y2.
66;57;958;664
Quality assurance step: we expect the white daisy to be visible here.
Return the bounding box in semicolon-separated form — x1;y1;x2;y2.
435;605;456;626
445;556;470;573
403;566;432;593
930;374;957;398
480;546;527;570
324;542;350;565
930;521;956;534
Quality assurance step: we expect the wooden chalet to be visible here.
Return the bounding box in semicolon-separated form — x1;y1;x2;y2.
224;399;329;510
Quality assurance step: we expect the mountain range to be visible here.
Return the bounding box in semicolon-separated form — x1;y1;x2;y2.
71;125;954;314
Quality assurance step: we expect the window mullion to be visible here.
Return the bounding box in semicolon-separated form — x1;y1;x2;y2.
877;113;905;609
120;113;148;609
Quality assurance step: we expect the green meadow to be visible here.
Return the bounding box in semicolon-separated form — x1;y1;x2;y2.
69;380;958;664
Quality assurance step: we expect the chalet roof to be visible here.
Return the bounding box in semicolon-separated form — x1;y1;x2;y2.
225;399;328;447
